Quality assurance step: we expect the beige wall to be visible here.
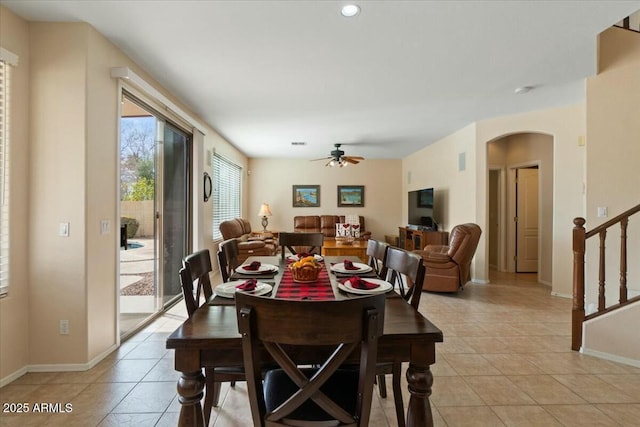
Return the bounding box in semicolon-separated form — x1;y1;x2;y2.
29;23;89;364
580;27;640;356
0;6;31;380
488;133;554;285
1;15;246;382
404;124;478;236
247;159;402;241
585;27;640;307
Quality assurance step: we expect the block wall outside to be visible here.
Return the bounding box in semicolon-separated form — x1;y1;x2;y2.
121;200;154;237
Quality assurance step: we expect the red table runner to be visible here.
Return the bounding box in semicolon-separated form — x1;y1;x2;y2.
275;264;335;300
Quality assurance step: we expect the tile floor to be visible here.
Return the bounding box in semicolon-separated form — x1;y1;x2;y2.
1;271;639;426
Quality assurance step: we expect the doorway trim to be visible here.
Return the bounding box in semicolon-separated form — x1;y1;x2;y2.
115;81;193;341
488;165;507;272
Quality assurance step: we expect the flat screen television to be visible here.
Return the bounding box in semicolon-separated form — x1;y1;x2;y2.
408;188;437;230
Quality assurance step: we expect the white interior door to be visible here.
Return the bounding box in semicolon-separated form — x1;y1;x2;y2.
516;167;539;272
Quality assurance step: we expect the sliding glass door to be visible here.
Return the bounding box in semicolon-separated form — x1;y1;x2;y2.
160;122;190;306
119;92;191;338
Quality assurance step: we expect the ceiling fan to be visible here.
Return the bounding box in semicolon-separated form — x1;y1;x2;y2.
311;144;365;167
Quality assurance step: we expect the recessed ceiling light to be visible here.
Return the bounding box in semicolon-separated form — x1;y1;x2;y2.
341;4;360;18
514;86;534;94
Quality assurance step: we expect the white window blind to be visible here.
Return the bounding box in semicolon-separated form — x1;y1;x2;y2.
0;51;15;298
212;152;242;241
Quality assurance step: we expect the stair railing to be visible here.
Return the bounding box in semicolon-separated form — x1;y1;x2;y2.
614;11;640;33
572;203;640;351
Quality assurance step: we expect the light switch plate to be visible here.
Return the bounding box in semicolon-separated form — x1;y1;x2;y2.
59;222;70;237
101;220;110;235
597;207;608;218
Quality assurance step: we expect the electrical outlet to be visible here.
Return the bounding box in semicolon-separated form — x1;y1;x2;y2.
59;320;69;335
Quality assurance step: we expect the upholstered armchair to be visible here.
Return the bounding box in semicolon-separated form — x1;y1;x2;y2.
413;223;481;292
219;218;277;263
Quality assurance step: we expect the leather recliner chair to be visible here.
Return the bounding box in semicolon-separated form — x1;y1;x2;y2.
219;218;277;263
413;223;481;292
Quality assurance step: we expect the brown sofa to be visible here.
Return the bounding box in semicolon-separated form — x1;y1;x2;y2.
219;218;277;263
293;215;371;240
413;223;481;292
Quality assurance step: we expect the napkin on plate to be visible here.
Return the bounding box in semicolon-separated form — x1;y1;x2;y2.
347;277;380;290
236;279;257;291
242;261;261;271
343;259;360;270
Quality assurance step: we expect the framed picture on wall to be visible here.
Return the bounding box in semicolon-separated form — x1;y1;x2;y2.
337;185;364;207
292;185;320;207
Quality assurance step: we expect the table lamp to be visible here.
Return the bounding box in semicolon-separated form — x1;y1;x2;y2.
258;203;272;232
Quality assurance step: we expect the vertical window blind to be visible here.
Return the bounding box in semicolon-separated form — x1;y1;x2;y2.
212;152;242;241
0;55;12;298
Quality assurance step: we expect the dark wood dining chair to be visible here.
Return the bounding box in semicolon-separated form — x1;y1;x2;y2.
180;249;244;426
236;292;385;427
376;247;426;427
217;238;240;282
278;232;324;259
366;239;389;279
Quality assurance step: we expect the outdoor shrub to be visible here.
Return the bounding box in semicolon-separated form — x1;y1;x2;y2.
121;217;140;238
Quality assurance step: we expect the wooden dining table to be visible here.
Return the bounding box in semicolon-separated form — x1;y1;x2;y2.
166;255;443;427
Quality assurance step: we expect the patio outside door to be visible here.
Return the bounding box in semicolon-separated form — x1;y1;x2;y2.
119;93;191;338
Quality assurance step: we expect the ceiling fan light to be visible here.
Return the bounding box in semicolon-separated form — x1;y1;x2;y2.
329;160;335;167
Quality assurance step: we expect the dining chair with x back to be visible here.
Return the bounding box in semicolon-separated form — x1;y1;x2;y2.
236;292;386;427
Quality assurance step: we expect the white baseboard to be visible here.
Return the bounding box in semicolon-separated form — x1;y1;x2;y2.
581;347;640;368
539;279;552;286
0;344;118;387
0;366;28;388
471;279;489;284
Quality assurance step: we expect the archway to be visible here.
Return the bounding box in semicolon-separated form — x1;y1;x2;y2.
486;132;554;285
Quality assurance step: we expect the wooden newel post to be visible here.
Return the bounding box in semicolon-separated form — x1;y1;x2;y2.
572;217;586;351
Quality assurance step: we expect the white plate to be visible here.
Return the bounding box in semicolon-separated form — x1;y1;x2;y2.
337;278;393;295
330;262;372;274
236;263;278;274
287;254;324;262
214;281;273;298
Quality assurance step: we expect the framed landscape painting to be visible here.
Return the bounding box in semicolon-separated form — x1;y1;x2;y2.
292;185;320;207
337;185;364;207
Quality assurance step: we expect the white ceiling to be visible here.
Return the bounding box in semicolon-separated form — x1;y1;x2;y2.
3;0;639;160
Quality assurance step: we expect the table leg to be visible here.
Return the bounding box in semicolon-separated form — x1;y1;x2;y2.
405;343;436;427
177;370;206;427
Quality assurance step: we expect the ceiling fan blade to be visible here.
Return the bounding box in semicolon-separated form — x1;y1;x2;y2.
343;156;364;160
310;156;332;161
343;158;360;164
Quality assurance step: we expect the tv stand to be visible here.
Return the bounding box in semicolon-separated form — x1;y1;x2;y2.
398;227;448;251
